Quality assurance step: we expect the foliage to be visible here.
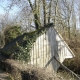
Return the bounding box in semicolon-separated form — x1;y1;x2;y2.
4;25;22;44
60;31;80;75
13;43;30;62
11;24;53;62
63;40;80;74
0;23;53;57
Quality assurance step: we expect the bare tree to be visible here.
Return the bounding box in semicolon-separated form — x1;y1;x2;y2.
28;0;41;29
52;0;75;39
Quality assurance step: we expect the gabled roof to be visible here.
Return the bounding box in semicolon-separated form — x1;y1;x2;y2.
54;27;75;57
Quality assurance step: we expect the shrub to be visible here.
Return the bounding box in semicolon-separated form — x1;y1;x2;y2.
63;40;80;74
13;43;30;62
4;25;22;44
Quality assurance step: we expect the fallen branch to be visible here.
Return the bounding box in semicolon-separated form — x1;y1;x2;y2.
54;57;80;80
44;55;80;80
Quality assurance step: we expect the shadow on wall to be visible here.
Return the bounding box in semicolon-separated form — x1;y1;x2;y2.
47;27;60;72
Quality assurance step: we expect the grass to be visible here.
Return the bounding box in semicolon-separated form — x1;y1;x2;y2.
57;29;80;80
0;67;14;80
58;70;78;80
58;29;80;75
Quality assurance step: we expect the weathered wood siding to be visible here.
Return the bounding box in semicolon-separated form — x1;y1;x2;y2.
28;27;74;71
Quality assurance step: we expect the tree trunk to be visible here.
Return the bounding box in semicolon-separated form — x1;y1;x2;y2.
48;0;52;24
42;0;46;25
28;0;41;29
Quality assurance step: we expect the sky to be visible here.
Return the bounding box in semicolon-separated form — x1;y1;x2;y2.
0;0;7;14
0;0;34;14
0;0;20;15
0;0;12;14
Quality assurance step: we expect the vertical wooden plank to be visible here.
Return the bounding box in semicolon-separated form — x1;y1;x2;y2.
43;33;44;67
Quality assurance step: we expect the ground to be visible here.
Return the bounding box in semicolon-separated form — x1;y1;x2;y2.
0;68;78;80
0;70;13;80
0;59;62;80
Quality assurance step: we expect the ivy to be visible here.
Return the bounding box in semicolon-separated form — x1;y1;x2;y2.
0;23;53;62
